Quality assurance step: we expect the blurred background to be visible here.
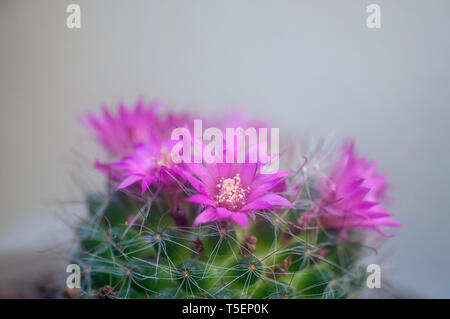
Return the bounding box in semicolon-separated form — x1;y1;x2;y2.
1;0;449;297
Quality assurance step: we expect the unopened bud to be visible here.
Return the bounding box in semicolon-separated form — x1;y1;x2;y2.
192;237;204;255
287;214;307;237
268;255;292;278
93;285;119;299
170;204;188;227
240;235;257;255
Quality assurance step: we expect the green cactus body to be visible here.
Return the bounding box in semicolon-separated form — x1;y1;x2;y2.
72;191;368;299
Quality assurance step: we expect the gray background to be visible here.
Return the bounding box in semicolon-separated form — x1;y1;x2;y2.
1;0;449;297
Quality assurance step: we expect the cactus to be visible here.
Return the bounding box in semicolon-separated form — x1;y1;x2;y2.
70;100;400;299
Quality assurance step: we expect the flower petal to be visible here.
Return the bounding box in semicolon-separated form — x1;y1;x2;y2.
230;212;249;227
193;207;218;227
241;200;273;211
187;194;215;206
117;175;141;190
215;207;233;219
244;194;293;211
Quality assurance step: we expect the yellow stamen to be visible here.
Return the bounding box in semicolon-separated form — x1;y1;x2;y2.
214;173;250;211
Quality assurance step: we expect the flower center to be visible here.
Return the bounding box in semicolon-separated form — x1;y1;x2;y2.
214;173;250;211
155;147;173;169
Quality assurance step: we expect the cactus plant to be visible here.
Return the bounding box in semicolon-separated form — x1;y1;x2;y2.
69;99;400;299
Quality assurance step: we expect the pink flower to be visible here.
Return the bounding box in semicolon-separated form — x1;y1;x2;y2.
84;100;194;194
183;159;293;228
110;135;180;193
317;141;401;237
81;99;160;157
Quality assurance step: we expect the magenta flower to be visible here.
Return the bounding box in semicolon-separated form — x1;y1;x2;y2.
183;160;293;228
317;141;401;237
109;135;180;193
81;99;160;157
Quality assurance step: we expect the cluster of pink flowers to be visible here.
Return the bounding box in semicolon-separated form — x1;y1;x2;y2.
82;100;400;236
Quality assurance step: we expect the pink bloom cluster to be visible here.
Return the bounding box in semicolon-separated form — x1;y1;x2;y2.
82;101;400;236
